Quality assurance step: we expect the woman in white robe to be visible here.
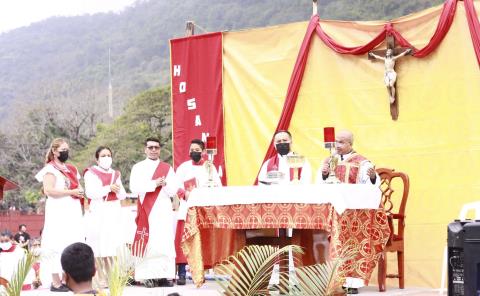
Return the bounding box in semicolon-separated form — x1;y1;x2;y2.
84;146;126;259
34;138;84;292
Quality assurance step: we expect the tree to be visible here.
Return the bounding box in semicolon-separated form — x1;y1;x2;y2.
74;86;172;191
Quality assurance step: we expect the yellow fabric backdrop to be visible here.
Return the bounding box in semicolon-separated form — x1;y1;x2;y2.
223;2;480;288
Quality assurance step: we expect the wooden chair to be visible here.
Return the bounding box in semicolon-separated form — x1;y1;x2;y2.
376;168;410;292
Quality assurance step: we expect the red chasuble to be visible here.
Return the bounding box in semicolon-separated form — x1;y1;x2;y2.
335;153;367;184
266;154;302;181
84;167;120;201
132;162;171;255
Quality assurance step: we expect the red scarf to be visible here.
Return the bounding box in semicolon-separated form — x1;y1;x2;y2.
49;161;81;201
85;166;120;201
266;154;302;181
133;161;171;255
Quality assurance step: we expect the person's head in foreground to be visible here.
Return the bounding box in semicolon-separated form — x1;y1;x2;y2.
61;242;96;294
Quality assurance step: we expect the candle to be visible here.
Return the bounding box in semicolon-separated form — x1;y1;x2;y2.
324;127;335;143
206;136;217;150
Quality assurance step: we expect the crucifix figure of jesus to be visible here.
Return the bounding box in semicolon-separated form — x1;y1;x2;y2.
368;35;412;120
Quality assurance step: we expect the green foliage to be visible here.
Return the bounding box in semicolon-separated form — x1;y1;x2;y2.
214;244;354;296
0;0;445;209
0;0;445;123
214;245;303;296
320;0;444;21
1;251;37;296
73;86;172;190
23;190;42;206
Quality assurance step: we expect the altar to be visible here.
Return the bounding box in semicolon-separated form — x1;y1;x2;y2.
181;184;390;286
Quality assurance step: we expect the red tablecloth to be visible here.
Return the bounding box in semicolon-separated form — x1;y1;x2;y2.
182;203;390;286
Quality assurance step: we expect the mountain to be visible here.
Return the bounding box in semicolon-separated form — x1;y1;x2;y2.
0;0;443;126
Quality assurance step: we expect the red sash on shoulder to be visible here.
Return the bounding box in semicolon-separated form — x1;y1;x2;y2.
133;161;171;255
49;161;80;201
84;166;120;201
266;154;302;181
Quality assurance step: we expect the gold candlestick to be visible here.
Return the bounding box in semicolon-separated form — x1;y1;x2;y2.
325;148;340;184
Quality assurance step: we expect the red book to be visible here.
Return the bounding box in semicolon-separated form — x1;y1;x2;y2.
184;178;198;191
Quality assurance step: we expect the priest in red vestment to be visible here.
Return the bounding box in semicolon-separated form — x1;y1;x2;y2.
317;129;378;185
316;129;379;294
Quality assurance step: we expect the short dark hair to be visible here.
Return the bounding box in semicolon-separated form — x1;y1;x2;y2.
61;243;95;283
94;146;112;160
144;137;161;146
190;139;205;150
0;230;12;239
18;224;26;231
274;130;292;139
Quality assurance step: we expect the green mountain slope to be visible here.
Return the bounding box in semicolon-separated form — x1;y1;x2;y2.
0;0;443;123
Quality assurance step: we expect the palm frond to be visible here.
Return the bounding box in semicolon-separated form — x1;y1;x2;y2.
3;251;37;296
104;243;145;296
214;244;303;296
284;243;359;296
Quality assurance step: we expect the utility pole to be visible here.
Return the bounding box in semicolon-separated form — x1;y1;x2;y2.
108;47;113;118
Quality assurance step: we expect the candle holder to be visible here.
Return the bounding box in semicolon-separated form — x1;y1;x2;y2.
205;136;217;187
323;127;340;184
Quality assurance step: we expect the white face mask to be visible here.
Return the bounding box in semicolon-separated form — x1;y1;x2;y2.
98;156;112;170
0;242;12;251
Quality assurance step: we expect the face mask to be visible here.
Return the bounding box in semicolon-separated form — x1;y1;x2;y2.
190;151;202;163
275;143;290;156
98;156;113;170
0;242;12;251
58;150;69;162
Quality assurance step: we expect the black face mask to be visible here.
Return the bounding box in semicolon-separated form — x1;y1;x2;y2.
58;150;69;163
190;151;202;163
275;143;290;156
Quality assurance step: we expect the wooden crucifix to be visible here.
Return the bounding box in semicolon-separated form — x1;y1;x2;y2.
368;35;412;120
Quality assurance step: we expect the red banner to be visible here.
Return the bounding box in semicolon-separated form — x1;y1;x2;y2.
170;32;226;184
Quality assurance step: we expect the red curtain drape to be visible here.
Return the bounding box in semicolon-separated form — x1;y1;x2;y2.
314;0;457;57
254;15;319;184
465;0;480;66
256;0;480;182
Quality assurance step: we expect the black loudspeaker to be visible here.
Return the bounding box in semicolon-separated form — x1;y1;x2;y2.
448;220;466;296
463;222;480;296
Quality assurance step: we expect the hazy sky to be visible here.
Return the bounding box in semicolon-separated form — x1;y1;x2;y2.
0;0;138;33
